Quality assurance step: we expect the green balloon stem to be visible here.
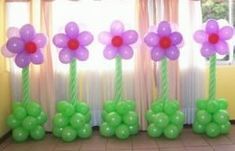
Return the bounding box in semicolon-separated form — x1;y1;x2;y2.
70;59;78;105
161;59;169;101
22;67;30;104
115;56;123;102
209;55;216;100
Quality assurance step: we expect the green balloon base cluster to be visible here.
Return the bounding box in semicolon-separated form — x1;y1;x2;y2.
7;101;47;142
193;98;231;138
52;100;92;142
100;100;139;139
146;100;184;139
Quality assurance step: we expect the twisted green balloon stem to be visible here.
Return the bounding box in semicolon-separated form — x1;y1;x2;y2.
161;59;169;101
209;55;216;100
70;59;78;104
22;67;30;104
115;56;123;102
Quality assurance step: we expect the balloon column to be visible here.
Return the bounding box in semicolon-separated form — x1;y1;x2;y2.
99;21;139;139
193;19;233;137
2;25;48;142
144;21;185;139
52;22;93;142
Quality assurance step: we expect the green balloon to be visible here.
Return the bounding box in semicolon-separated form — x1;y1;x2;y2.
218;98;228;110
170;111;185;126
77;124;92;138
56;101;69;112
128;124;139;135
207;100;219;113
106;112;121;127
76;102;89;114
213;110;229;124
123;111;138;125
206;123;220;138
147;123;162;138
84;111;91;123
220;121;231;134
151;101;164;113
196;110;211;125
52;127;63;138
101;111;108;121
53;113;69;128
100;122;115;137
12;102;22;110
125;100;136;111
61;126;77;142
164;124;179;139
7;115;21;129
36;111;47;125
104;100;116;113
116;101;129;115
70;113;85;129
171;100;180;110
145;110;156;123
12;127;29;142
22;116;37;131
13;106;27;120
26;102;41;117
193;121;205;134
164;101;178;115
196;99;207;110
154;113;169;128
115;124;130;139
30;125;45;140
62;103;75;117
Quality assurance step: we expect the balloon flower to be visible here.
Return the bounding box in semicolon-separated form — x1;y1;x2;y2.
144;21;185;139
52;22;93;142
99;20;139;139
1;24;47;142
193;19;233;138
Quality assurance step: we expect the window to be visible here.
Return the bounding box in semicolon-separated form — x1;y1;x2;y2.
201;0;234;64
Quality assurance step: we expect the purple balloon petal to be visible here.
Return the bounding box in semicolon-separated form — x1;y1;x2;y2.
194;30;208;43
119;45;133;59
200;43;215;57
30;50;44;64
219;26;234;40
206;19;219;34
7;27;20;38
15;52;30;68
59;48;73;64
65;22;79;38
215;40;229;55
151;46;165;61
144;32;159;47
53;33;69;48
170;32;183;45
122;30;138;44
157;21;171;36
1;45;15;57
166;46;180;60
33;33;47;48
75;47;89;61
78;31;93;46
6;37;24;53
103;45;117;59
19;24;35;41
98;31;112;45
110;20;124;35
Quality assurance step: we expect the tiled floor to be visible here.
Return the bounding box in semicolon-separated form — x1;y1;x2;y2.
1;125;235;151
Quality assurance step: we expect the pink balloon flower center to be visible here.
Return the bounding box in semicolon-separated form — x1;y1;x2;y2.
25;41;37;54
112;36;123;47
68;39;80;50
208;33;219;44
159;36;172;49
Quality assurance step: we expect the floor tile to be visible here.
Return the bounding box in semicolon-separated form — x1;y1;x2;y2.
185;146;214;151
156;138;184;148
80;133;107;150
159;147;186;151
181;131;208;147
213;144;235;151
132;132;158;149
203;135;233;146
106;137;132;150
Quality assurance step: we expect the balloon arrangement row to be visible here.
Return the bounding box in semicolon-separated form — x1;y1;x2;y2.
2;19;233;142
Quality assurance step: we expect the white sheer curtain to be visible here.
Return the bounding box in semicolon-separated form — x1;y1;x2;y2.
178;0;206;124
